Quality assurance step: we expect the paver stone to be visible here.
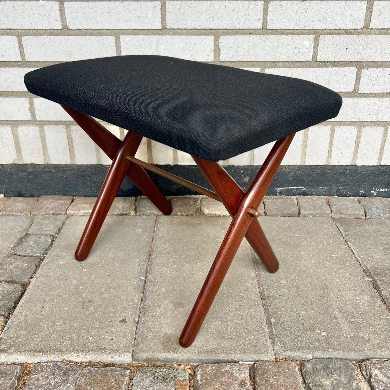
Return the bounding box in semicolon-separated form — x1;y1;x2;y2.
132;367;189;390
0;364;24;390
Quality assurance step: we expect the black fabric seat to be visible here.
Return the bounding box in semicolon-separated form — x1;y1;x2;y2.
25;55;342;162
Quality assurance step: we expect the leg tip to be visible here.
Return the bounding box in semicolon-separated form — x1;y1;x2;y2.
179;335;193;348
75;250;88;262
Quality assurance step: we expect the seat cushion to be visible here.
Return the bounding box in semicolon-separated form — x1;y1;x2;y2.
25;55;342;162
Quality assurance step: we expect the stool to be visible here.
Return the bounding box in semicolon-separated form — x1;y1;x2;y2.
24;55;342;347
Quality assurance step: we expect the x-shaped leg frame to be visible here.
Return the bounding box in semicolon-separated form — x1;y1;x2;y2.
63;106;294;347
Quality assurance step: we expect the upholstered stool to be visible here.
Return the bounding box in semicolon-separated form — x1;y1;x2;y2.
25;55;342;347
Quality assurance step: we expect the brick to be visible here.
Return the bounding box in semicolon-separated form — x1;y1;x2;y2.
31;196;73;215
170;196;200;215
34;99;75;121
0;98;31;121
228;151;251;165
177;151;196;165
136;197;166;215
297;196;331;217
254;141;275;165
361;360;390;390
65;2;161;29
382;133;390;165
100;125;122;164
356;127;384;166
328;197;365;219
201;197;230;216
70;126;98;164
282;130;304;165
359;197;390;219
28;215;67;235
151;140;174;164
0;282;24;317
134;137;149;163
121;35;214;61
194;364;251;390
67;197;134;215
44;125;71;164
0;255;41;284
302;359;369;390
265;67;356;93
0;126;17;164
108;197;136;215
220;35;314;61
264;197;298;216
24;362;82;390
334;98;390;122
13;234;53;257
75;366;130;390
133;367;189;390
318;35;390;61
255;361;305;390
268;1;365;29
331;126;358;165
166;1;263;29
370;1;390;28
1;197;38;216
0;68;36;92
67;197;96;215
23;36;116;61
305;126;331;165
0;365;24;390
0;36;21;61
18;126;45;164
0;2;61;29
359;68;390;93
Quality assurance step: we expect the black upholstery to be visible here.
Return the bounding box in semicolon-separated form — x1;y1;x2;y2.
25;55;342;161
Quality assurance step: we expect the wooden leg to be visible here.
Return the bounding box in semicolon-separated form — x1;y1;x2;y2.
62;106;172;216
193;158;279;273
180;135;294;347
75;131;143;261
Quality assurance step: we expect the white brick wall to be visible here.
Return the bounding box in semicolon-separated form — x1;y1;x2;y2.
0;0;389;167
0;2;61;29
318;35;390;61
220;35;314;61
23;36;116;61
121;35;214;61
359;68;390;93
0;126;17;164
166;1;263;29
267;1;366;30
265;67;356;92
370;1;390;28
65;2;161;30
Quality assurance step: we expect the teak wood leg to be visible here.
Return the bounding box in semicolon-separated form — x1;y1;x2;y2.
62;106;172;216
180;134;294;347
75;131;143;261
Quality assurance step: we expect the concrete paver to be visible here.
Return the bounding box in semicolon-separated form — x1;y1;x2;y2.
0;198;37;216
336;219;390;307
0;197;9;211
359;197;390;219
200;198;231;216
328;197;365;219
31;196;73;216
75;366;130;390
0;216;33;258
361;360;390;390
0;256;41;284
13;234;53;257
132;367;189;390
0;316;7;333
169;196;200;215
254;361;304;390
0;364;24;390
194;364;251;390
0;282;24;317
0;216;155;363
264;197;298;217
301;359;370;390
28;215;66;235
66;197;134;216
136;198;165;215
297;196;331;217
255;217;390;360
133;216;273;363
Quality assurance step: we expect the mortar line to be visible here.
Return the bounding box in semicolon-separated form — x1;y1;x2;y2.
59;0;68;29
301;128;309;165
27;97;37;121
353;67;363;93
352;126;362;165
378;126;388;165
249;247;276;359
38;124;50;164
16;36;26;62
172;148;178;165
115;35;121;56
11;124;23;163
311;34;320;62
364;0;375;28
262;0;269;29
161;0;167;29
327;125;336;165
65;124;76;164
147;138;153;164
214;34;220;63
130;216;158;360
333;220;390;314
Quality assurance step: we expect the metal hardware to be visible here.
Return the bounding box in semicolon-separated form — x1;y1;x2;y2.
248;208;260;217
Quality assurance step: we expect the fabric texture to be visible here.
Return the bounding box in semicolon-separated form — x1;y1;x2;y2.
25;55;342;161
